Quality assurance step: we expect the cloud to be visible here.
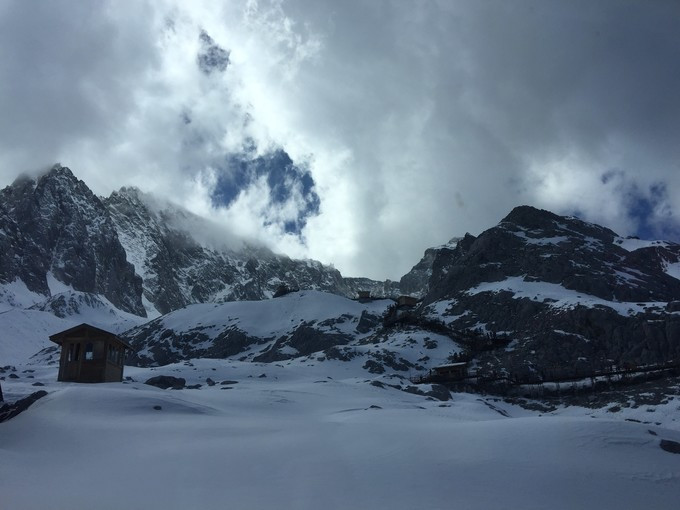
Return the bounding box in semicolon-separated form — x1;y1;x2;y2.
1;0;679;281
0;1;160;178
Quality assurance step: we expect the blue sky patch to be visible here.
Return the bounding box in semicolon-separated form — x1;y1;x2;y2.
212;148;320;235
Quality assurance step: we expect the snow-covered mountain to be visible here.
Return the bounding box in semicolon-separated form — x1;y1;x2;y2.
115;205;680;387
0;165;399;316
0;165;145;315
4;170;680;510
105;186;398;314
123;290;460;377
417;205;680;376
0;165;401;363
2;165;680;383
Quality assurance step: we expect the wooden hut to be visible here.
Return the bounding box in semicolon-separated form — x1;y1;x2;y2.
397;295;419;307
431;362;468;381
50;324;133;383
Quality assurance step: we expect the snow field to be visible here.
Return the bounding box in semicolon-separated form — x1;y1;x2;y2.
156;291;393;340
2;359;680;510
465;276;667;316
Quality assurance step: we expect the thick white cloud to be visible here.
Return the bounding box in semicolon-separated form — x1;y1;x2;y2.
1;0;679;280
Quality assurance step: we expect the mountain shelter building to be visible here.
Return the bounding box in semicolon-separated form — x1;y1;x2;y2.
431;362;469;381
50;323;133;383
397;295;420;308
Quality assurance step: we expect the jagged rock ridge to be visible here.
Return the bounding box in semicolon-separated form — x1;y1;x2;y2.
0;165;145;315
104;187;399;314
0;165;400;319
417;205;680;375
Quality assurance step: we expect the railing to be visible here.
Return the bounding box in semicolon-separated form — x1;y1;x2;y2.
410;359;680;393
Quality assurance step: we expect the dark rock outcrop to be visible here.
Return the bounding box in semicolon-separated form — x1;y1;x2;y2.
0;165;144;315
418;205;680;375
144;376;186;390
0;390;48;423
660;439;680;454
105;186;399;314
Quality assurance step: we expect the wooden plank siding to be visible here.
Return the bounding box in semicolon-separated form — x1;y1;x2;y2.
51;324;132;383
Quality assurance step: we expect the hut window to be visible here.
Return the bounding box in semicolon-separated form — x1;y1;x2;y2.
85;343;94;360
108;345;119;365
67;344;74;362
74;343;80;361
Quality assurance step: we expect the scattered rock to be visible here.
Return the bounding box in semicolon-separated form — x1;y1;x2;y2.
153;405;162;411
273;284;298;298
258;373;267;378
401;384;452;402
363;360;385;374
221;380;238;385
0;391;48;423
660;439;680;454
31;382;45;387
648;429;657;436
426;384;452;402
206;377;216;386
186;384;202;389
8;373;19;379
144;376;186;390
368;405;382;409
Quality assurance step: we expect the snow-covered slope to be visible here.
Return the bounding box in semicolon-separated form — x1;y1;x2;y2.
0;309;74;365
124;290;460;375
1;359;679;510
0;291;150;365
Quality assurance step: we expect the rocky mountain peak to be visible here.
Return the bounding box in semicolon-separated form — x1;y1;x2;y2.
110;185;143;200
500;204;618;243
500;205;560;229
0;165;145;316
43;163;74;179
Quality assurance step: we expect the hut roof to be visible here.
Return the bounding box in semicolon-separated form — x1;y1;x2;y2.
49;323;133;350
434;362;468;369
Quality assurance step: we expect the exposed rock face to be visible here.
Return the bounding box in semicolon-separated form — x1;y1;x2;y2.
105;187;398;314
399;238;460;297
1;165;398;318
419;205;680;374
427;206;680;303
0;165;145;315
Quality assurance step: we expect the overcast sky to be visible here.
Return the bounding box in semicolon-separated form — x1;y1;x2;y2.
1;0;680;280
